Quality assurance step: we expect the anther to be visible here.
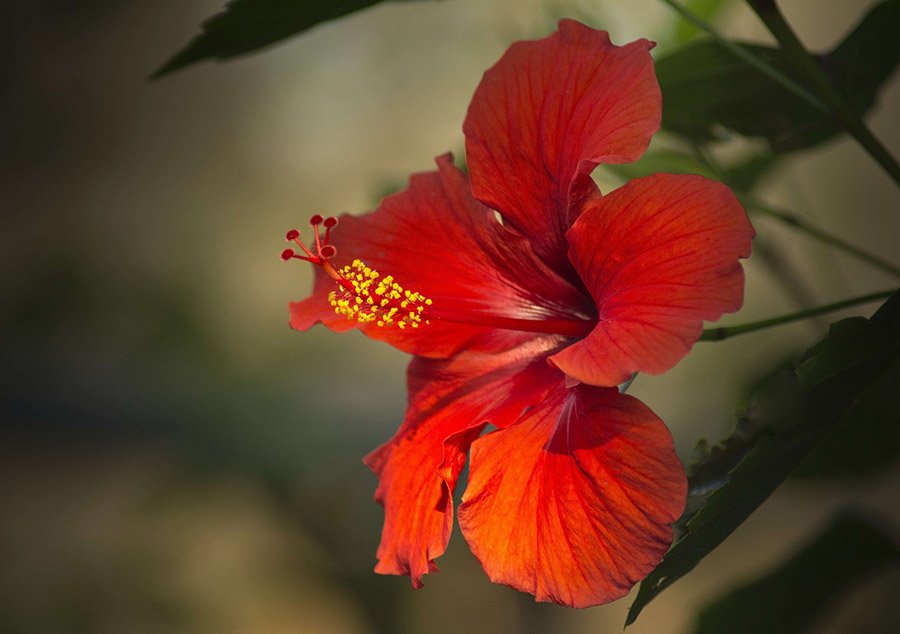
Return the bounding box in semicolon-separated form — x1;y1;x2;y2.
326;259;432;329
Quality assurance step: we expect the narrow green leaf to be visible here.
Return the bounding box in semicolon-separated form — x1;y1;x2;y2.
656;0;900;152
692;512;900;634
152;0;433;78
625;292;900;626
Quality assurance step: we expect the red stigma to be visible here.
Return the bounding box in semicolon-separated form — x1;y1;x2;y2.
280;215;340;267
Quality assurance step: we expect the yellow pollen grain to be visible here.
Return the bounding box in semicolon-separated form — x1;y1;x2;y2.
328;259;432;329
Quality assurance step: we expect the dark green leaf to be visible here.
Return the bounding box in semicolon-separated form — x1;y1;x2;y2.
692;512;900;634
656;41;824;150
656;0;900;152
796;317;887;387
683;358;800;518
828;0;900;117
626;292;900;626
796;358;900;477
152;0;432;78
797;291;900;387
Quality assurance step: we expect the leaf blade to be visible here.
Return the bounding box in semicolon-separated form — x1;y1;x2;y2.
152;0;431;78
691;512;900;634
655;0;900;152
626;291;900;626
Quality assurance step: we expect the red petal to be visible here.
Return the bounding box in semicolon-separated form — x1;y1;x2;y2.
458;383;686;607
365;338;563;587
464;19;661;274
551;173;754;386
290;154;590;357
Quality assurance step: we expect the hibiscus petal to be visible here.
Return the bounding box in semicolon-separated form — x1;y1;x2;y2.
551;173;754;387
458;383;686;608
464;19;661;274
290;154;590;357
365;338;563;587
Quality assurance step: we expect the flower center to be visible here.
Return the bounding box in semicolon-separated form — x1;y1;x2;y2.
281;215;431;330
328;259;431;329
281;216;595;338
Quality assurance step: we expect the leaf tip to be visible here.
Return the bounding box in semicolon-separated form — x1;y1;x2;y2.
149;40;212;80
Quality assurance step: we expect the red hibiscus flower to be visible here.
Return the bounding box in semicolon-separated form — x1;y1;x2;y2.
282;20;753;608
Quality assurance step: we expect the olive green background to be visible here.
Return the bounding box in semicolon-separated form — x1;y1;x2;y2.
2;1;898;632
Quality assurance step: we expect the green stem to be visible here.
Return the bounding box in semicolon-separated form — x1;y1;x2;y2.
746;0;900;187
689;145;900;279
700;290;895;341
657;0;826;111
746;199;900;279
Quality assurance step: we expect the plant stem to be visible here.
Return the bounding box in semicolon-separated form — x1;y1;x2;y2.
746;199;900;279
700;289;895;341
746;0;900;187
657;0;826;111
689;145;900;279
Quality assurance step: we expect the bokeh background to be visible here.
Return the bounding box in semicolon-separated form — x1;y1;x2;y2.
2;1;899;632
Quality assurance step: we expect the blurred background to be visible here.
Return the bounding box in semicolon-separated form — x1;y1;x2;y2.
2;0;899;632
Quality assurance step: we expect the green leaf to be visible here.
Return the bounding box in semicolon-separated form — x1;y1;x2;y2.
682;358;801;518
691;512;900;634
796;317;890;387
656;0;900;152
152;0;432;78
795;357;900;477
826;0;900;117
625;291;900;626
604;150;714;182
606;149;776;193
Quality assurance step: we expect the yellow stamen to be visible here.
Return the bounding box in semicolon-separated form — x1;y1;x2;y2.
329;259;432;329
